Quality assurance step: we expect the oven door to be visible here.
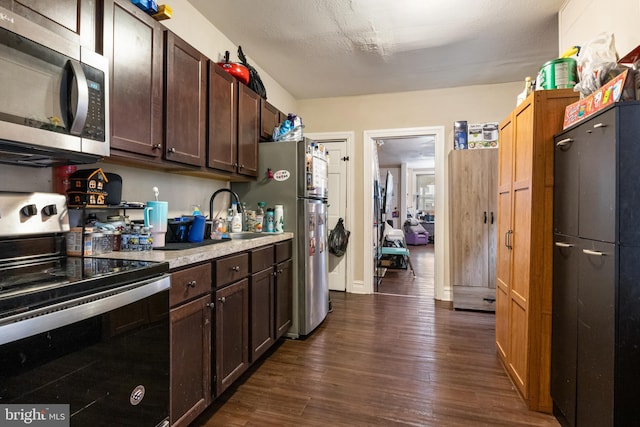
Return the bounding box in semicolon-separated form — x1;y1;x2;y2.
0;275;170;427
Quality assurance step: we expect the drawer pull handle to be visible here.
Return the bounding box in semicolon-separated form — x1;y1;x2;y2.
168;147;176;153
593;123;607;129
556;138;574;147
232;265;240;272
187;280;197;288
555;242;574;248
218;296;226;303
583;249;605;256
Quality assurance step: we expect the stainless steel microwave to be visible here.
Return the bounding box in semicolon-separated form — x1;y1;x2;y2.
0;6;109;167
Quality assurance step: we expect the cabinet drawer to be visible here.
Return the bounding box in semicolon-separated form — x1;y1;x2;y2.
215;253;249;288
170;263;212;307
275;240;292;263
250;245;274;273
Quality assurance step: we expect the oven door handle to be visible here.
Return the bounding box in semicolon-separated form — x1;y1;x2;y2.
0;275;170;346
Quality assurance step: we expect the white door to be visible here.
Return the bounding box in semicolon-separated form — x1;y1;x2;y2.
321;139;348;291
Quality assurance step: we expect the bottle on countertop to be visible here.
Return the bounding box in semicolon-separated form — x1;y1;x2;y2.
265;208;275;233
226;208;234;234
241;202;248;231
274;204;284;233
255;202;265;233
231;202;242;233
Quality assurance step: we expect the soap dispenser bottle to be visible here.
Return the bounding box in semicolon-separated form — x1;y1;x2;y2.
231;202;242;233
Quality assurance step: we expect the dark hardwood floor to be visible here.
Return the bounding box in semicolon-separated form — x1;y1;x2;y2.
194;244;560;426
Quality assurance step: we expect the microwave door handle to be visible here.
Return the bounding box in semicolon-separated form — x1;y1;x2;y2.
66;59;89;135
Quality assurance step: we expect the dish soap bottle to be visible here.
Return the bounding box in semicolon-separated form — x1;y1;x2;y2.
231;202;243;232
255;202;265;232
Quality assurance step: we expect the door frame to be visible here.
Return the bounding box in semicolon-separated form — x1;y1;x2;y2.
305;131;355;293
363;126;450;300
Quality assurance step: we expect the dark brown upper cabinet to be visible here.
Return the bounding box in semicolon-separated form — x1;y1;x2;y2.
237;84;260;178
2;0;98;51
208;62;259;178
103;0;164;162
260;100;279;142
207;62;238;174
164;31;207;167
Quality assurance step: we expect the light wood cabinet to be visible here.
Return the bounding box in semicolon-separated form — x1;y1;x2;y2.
495;89;578;413
449;148;497;311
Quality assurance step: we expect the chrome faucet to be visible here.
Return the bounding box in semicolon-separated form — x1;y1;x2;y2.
209;188;243;223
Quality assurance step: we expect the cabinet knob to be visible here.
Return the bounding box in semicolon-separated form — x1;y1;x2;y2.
187;280;197;288
168;147;176;153
277;269;284;274
232;265;240;272
152;144;162;150
218;296;226;303
239;164;245;169
206;302;215;309
233;162;238;168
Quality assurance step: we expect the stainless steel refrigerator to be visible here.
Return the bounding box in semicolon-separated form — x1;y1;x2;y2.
232;138;329;337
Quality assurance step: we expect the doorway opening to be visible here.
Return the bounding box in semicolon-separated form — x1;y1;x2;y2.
363;126;449;301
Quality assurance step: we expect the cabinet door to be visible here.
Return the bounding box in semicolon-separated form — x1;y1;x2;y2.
214;279;249;397
164;31;206;167
3;0;97;50
104;0;163;161
551;234;579;427
208;62;238;173
260;100;278;141
450;149;497;311
250;268;274;362
170;294;212;427
237;84;260;177
275;258;293;339
577;239;615;427
578;110;616;243
553;129;580;236
496;115;514;361
508;100;535;397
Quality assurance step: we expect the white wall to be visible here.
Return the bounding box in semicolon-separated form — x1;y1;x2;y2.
559;0;640;58
298;81;522;287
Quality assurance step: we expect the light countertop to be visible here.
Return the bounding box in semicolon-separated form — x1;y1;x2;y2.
92;232;294;270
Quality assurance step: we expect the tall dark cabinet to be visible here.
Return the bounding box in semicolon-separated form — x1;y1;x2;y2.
552;102;640;427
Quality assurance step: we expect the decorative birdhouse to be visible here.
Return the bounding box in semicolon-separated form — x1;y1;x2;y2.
67;168;109;207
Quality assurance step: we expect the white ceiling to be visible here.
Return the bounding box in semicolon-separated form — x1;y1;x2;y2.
187;0;564;166
187;0;563;100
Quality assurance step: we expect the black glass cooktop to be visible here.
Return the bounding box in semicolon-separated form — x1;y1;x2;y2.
0;257;169;320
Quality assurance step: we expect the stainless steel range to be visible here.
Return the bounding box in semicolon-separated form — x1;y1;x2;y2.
0;192;170;427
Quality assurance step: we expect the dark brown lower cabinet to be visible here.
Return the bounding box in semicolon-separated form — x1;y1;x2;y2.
275;258;293;339
214;278;249;397
170;294;211;427
250;267;275;362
